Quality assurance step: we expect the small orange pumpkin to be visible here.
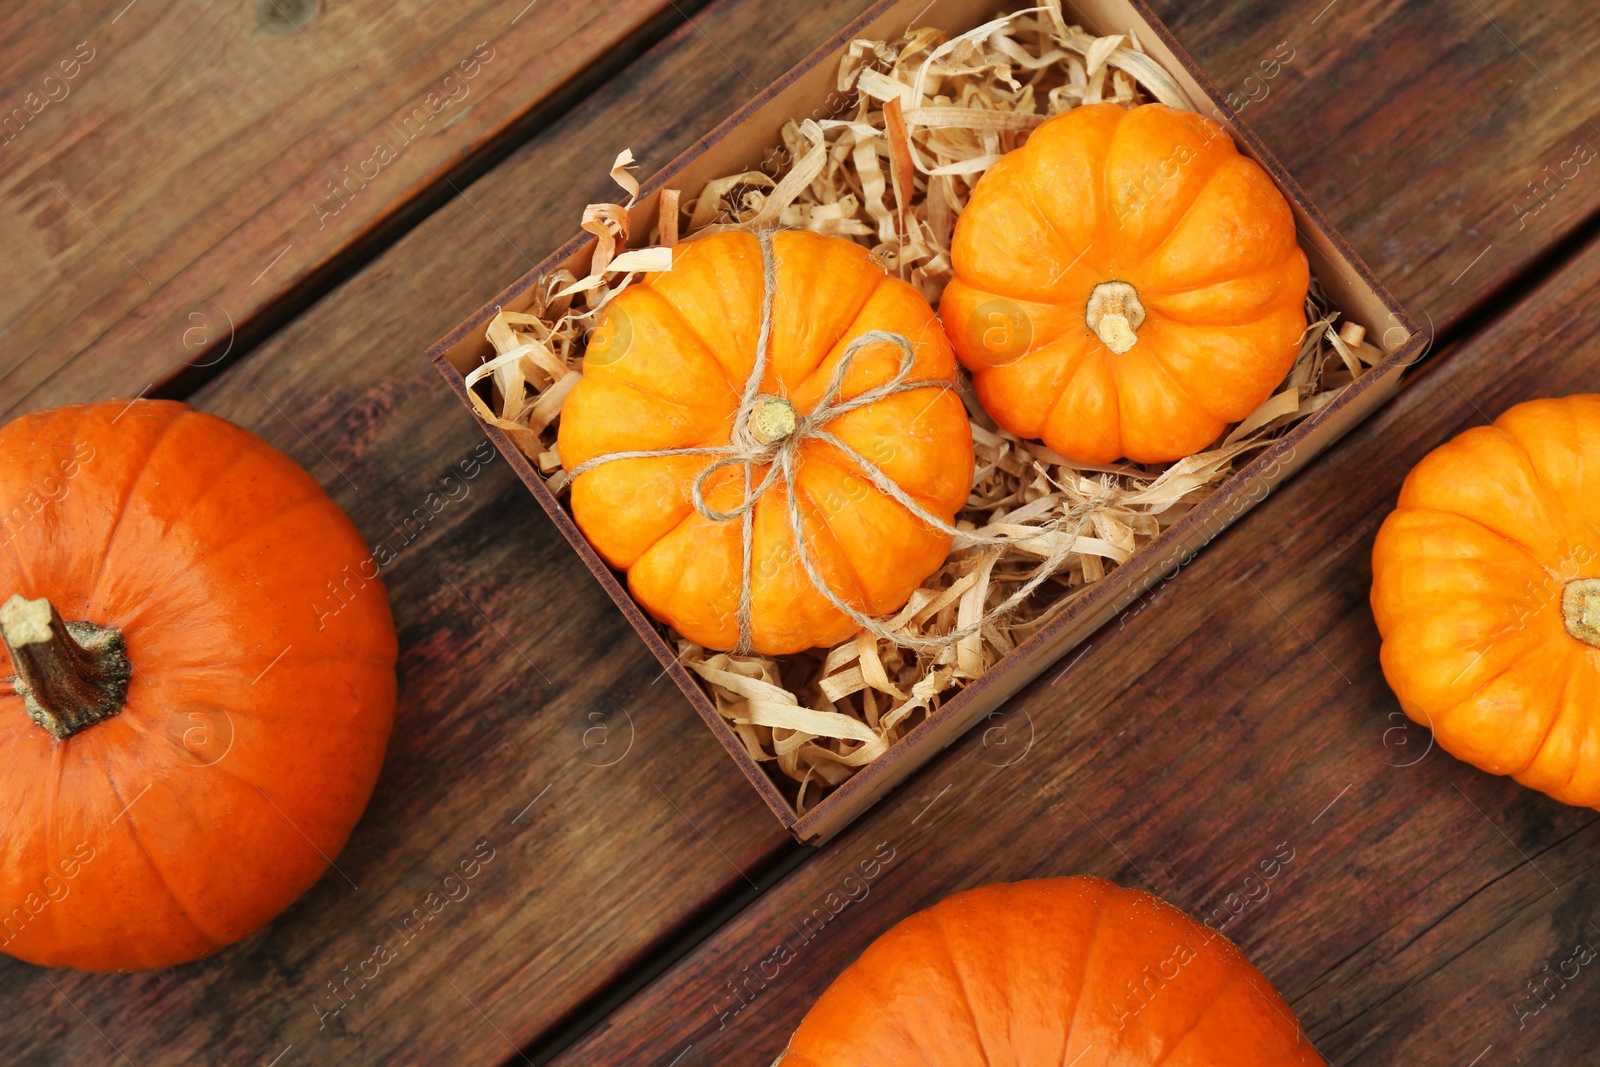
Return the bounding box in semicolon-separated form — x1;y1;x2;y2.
940;102;1310;464
1372;395;1600;807
780;876;1319;1065
0;401;396;971
558;229;973;655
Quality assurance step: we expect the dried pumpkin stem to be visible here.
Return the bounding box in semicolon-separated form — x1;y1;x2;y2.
1562;579;1600;648
1086;280;1146;354
0;594;131;742
749;395;798;445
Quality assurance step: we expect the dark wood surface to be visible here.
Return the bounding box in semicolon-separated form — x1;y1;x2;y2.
4;0;1600;1064
0;0;693;419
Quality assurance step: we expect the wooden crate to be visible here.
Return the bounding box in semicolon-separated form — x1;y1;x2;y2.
430;0;1424;844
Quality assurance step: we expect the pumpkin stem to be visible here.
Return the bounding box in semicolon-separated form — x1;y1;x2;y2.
0;595;131;742
1562;579;1600;648
749;395;799;446
1086;281;1146;355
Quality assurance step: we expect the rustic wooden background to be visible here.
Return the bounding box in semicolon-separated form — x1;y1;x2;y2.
2;0;1598;1064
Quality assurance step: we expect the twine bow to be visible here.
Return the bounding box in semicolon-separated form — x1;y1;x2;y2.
572;228;1081;653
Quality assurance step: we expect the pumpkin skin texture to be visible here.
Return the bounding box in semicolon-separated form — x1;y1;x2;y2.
780;877;1320;1066
0;401;397;971
1371;395;1600;808
558;229;974;655
940;102;1310;465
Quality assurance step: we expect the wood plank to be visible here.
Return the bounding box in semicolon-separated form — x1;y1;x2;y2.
0;0;884;1064
0;0;691;420
553;212;1600;1067
1146;0;1600;337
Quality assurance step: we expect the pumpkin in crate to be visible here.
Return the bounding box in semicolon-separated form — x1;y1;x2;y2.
558;229;974;655
940;102;1310;465
779;876;1320;1065
0;400;396;971
1372;395;1600;807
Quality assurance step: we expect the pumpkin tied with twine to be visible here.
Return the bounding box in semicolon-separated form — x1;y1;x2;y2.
940;102;1310;465
558;229;974;656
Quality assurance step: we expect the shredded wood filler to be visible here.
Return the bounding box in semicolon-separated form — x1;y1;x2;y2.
465;1;1382;811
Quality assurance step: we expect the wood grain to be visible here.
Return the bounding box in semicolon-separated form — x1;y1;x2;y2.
0;0;882;1064
0;0;693;420
553;206;1600;1066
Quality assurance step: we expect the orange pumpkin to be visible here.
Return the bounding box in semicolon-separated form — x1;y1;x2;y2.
558;229;973;655
1372;395;1600;807
0;400;397;971
940;102;1310;465
781;877;1319;1065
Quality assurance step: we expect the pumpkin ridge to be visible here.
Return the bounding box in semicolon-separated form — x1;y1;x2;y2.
112;698;274;784
1239;971;1319;1061
0;738;62;951
1125;319;1238;425
122;704;379;831
1391;505;1548;570
1135;154;1284;283
1120;345;1225;450
1058;882;1114;1061
39;741;64;947
92;494;343;631
1562;663;1600;800
151;650;399;676
121;417;268;548
1148;943;1249;1067
800;440;954;529
86;459;341;627
102;758;228;954
1235;164;1299;231
790;477;880;617
838;972;930;1061
1133;242;1305;304
929;897;998;1062
1378;608;1535;725
781;251;896;396
628;497;715;626
1434;636;1539;733
633;282;750;403
85;408;191;607
1485;416;1595;552
1117;114;1231;271
1132;183;1236;287
986;333;1100;440
1019;158;1093;286
1515;643;1576;779
574;373;737;449
1042;351;1122;459
1134;287;1292;324
955;281;1077;358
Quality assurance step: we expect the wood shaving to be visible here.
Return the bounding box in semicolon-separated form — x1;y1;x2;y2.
466;1;1373;811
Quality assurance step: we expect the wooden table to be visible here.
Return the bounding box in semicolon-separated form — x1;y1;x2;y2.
2;1;1597;1064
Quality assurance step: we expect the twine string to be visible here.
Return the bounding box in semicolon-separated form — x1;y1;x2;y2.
570;228;1086;654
